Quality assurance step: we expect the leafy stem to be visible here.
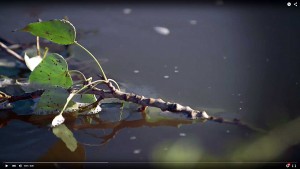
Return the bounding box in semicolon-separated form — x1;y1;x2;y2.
108;79;121;91
58;79;106;116
74;41;108;81
43;47;48;59
68;69;87;81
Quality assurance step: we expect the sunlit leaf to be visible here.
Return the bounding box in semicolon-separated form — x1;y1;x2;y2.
21;19;76;45
52;124;77;152
24;53;42;71
29;53;72;89
23;46;44;71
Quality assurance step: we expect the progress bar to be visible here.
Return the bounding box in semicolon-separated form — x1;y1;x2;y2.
4;161;298;163
3;161;298;169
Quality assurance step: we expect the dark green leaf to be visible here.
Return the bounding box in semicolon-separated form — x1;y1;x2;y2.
34;86;75;115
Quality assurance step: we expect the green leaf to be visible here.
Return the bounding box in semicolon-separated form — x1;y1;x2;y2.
73;94;104;115
21;19;76;45
29;53;72;88
52;124;77;152
73;94;96;103
34;86;75;115
35;88;99;115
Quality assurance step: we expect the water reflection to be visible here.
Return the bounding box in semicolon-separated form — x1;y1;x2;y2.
0;107;195;152
38;140;85;168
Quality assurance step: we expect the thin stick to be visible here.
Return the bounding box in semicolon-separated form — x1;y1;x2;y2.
0;41;25;63
36;36;41;56
74;41;108;81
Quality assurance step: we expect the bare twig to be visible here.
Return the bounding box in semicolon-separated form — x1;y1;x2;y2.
0;41;25;63
103;81;207;119
36;36;41;56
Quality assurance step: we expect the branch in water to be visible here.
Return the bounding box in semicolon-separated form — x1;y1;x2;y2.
103;81;208;119
92;82;264;132
2;81;265;132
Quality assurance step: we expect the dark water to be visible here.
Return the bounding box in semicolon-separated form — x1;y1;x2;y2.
0;2;300;167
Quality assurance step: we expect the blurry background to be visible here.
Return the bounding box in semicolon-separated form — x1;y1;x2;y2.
0;1;299;167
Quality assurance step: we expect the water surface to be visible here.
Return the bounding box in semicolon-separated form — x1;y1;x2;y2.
0;2;299;167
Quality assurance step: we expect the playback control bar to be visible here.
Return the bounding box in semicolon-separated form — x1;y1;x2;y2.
3;161;298;169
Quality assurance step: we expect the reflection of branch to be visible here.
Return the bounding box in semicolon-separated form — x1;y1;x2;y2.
0;108;264;147
0;110;194;145
99;117;193;145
